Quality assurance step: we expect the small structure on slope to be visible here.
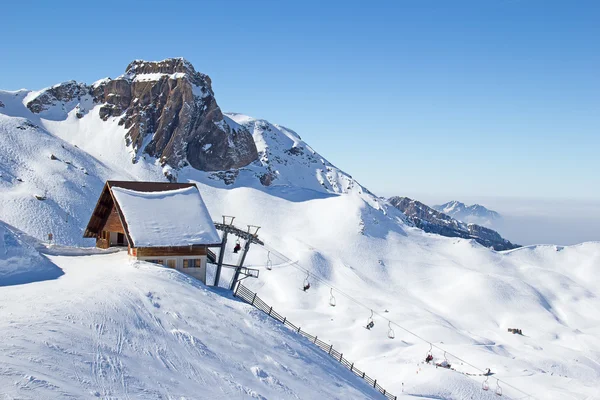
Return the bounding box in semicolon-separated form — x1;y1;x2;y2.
83;181;221;283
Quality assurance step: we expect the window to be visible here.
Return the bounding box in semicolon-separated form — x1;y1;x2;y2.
183;259;202;268
147;259;164;265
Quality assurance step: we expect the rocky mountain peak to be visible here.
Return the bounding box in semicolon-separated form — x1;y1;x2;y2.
123;58;212;88
25;58;258;174
126;57;194;74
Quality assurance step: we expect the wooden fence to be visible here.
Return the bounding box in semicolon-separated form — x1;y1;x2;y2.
234;283;397;400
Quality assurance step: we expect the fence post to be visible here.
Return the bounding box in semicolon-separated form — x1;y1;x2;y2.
313;336;317;343
328;345;333;355
373;379;377;388
339;353;343;362
268;306;272;315
282;317;286;324
362;372;365;378
251;293;257;305
350;363;354;372
297;326;301;333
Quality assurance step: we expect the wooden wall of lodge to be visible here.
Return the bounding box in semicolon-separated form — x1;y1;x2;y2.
93;204;126;249
131;246;208;257
96;238;110;249
103;205;125;234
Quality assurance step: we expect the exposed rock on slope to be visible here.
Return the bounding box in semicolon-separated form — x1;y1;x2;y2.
24;58;258;172
222;114;359;193
26;81;89;114
389;196;519;250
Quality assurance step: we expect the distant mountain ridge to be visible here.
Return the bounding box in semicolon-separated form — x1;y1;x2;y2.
434;200;501;227
389;197;518;251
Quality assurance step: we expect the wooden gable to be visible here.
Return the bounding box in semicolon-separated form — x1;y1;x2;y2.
103;204;125;234
83;183;115;238
83;182;132;248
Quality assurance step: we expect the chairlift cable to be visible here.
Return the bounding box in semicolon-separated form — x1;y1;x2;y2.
259;242;537;399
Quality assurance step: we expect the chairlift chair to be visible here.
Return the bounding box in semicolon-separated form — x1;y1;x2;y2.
366;310;375;330
495;380;502;396
482;376;489;391
303;271;311;291
329;288;336;306
387;321;395;339
266;251;273;270
425;344;433;363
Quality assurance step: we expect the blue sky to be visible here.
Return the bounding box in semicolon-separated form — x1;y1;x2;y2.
2;0;599;200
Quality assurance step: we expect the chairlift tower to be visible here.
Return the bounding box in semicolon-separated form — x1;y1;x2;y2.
213;216;264;289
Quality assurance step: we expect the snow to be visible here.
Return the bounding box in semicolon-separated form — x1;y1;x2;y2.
0;248;376;399
194;184;600;400
110;186;221;247
91;77;111;88
192;83;209;98
132;72;187;82
0;221;63;286
1;82;600;399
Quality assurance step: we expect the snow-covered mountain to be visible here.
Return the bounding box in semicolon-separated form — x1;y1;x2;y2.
1;58;600;400
0;58;382;246
434;201;502;227
389;197;518;251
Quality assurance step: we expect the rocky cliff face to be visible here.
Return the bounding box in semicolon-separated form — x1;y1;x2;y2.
389;197;519;251
25;58;258;173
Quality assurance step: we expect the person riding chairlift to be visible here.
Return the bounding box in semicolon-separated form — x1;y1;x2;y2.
303;282;311;291
425;354;433;363
233;243;241;253
366;320;375;330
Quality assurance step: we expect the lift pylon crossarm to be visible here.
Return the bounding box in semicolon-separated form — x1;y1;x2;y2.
213;223;264;246
221;215;236;225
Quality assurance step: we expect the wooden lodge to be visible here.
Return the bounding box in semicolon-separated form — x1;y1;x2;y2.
83;181;222;283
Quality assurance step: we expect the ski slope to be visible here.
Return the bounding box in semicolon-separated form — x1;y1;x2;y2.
0;236;378;399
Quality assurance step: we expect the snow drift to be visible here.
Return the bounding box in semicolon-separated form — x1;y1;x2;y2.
0;221;63;286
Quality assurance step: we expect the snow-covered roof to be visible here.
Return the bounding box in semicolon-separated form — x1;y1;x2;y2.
110;186;220;247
